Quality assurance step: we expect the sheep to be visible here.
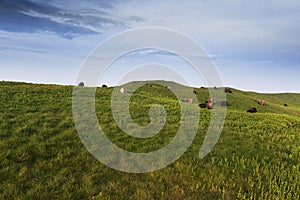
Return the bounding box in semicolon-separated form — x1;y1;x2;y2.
181;98;193;104
120;87;127;94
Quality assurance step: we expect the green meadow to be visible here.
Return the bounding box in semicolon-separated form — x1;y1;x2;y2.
0;81;299;199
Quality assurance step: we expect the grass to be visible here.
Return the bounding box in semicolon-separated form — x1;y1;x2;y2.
0;80;299;199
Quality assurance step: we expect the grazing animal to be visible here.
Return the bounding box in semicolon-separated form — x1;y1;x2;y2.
258;100;266;106
206;102;213;109
193;90;197;94
220;101;229;107
146;83;152;87
199;103;207;108
198;98;215;109
78;82;84;87
247;107;257;113
224;87;232;93
102;84;107;88
120;87;127;94
166;86;172;90
206;98;214;109
207;98;215;104
284;103;288;107
182;98;193;104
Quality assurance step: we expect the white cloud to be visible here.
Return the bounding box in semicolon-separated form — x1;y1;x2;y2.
110;0;300;53
1;0;300;92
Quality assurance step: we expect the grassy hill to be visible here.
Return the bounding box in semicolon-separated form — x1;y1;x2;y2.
0;81;299;199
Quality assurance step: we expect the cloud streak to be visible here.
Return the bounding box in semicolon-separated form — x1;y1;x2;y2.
111;0;300;60
0;0;299;92
0;0;133;39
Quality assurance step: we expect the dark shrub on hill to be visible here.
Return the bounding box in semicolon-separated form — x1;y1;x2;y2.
224;87;232;93
247;107;257;113
221;101;229;107
199;103;206;108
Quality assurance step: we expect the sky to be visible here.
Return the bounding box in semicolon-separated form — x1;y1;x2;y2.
0;0;299;93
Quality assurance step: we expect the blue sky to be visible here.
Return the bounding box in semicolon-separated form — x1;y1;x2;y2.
0;0;299;93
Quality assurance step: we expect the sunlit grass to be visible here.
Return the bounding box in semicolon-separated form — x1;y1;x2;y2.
0;81;299;199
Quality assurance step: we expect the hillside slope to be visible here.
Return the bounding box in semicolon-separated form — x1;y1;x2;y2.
0;81;299;199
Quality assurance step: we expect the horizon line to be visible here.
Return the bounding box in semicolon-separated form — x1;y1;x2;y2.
1;79;299;94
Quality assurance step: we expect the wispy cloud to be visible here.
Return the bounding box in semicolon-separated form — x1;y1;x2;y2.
0;0;299;92
0;0;136;39
109;0;300;62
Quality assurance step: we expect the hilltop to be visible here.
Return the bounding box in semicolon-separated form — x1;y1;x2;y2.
0;81;299;199
121;80;300;115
